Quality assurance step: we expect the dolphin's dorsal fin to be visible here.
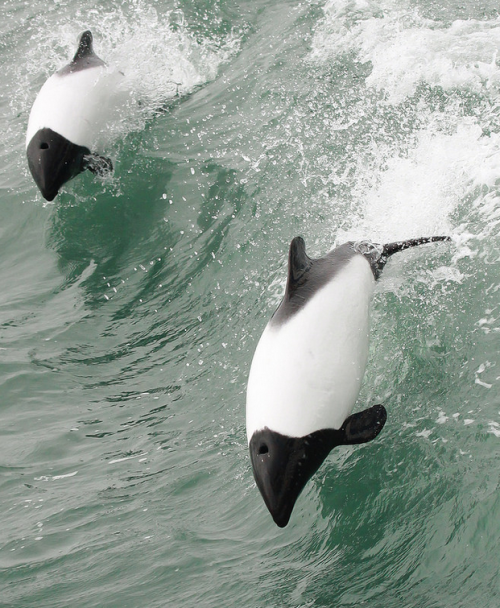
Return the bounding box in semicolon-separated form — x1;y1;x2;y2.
271;238;354;325
286;236;312;296
73;30;95;62
58;30;105;75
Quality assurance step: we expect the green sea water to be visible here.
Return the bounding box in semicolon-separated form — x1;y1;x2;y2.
1;0;500;606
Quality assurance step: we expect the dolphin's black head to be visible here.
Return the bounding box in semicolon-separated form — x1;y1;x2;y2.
26;128;90;201
249;427;337;527
248;405;387;527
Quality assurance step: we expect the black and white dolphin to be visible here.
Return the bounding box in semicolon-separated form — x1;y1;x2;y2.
26;30;125;201
246;235;450;527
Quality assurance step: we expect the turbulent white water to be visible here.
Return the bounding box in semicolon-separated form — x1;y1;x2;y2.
1;0;500;606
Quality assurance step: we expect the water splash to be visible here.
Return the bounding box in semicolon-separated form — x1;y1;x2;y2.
22;1;242;143
310;0;500;104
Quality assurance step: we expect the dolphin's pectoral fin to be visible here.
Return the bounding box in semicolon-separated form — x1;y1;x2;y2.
340;404;387;445
83;154;113;176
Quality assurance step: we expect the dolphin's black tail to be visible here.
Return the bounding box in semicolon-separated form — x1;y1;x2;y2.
382;235;451;258
370;235;451;278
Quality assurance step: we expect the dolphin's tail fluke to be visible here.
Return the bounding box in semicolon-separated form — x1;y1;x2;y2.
366;235;451;278
382;235;451;258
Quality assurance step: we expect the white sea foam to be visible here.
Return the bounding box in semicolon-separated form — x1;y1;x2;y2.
23;1;241;143
488;421;500;437
331;119;500;243
310;0;500;103
34;471;78;481
307;0;500;248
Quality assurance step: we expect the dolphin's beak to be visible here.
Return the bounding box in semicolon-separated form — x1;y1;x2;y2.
249;428;334;527
26;128;88;201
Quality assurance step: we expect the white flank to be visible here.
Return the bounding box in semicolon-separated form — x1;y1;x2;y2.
246;255;375;440
26;66;128;150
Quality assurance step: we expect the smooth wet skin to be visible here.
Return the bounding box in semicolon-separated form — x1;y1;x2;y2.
247;236;450;527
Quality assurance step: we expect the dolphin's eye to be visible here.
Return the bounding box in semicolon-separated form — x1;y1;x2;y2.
258;444;269;455
40;142;49;150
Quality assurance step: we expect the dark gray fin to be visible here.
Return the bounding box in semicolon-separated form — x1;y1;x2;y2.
26;128;90;201
58;30;106;75
82;153;113;176
382;236;451;258
249;409;386;527
356;236;451;279
270;236;313;324
271;238;358;326
339;404;387;445
73;30;95;62
287;236;313;296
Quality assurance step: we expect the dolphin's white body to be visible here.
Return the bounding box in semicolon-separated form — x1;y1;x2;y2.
26;64;125;151
246;254;375;439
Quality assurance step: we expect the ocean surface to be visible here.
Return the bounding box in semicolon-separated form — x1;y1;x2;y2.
1;0;500;606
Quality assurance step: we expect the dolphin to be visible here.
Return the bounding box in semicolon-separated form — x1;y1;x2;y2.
246;235;450;527
26;30;125;200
